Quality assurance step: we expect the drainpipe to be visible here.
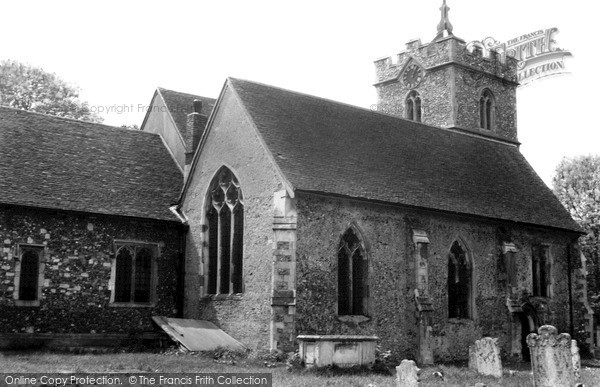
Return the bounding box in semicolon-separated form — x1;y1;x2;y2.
176;224;188;318
567;241;574;338
169;205;189;318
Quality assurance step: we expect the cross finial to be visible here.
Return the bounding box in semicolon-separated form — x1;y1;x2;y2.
435;0;453;40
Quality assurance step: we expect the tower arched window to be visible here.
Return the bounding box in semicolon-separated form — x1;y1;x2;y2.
448;240;472;319
479;89;495;130
206;167;244;295
338;226;368;316
405;90;422;122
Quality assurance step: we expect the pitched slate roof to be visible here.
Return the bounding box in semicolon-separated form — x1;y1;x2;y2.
158;87;215;136
0;107;182;221
228;78;580;232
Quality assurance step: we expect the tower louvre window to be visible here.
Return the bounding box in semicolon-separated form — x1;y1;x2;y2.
406;90;422;122
206;167;244;295
479;89;495;130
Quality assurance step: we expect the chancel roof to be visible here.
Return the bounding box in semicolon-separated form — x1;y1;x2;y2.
227;78;580;232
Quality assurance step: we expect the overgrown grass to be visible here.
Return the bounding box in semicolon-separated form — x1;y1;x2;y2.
0;350;599;386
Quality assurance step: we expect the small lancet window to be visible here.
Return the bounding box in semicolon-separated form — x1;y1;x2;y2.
19;249;41;301
14;245;44;306
206;167;244;295
448;240;472;319
479;89;494;130
338;226;368;316
405;90;422;122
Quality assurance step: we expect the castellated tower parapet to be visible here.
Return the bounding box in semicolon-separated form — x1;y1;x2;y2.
374;33;520;143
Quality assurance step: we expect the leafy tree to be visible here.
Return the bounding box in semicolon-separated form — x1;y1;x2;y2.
121;124;140;130
0;59;102;123
553;155;600;311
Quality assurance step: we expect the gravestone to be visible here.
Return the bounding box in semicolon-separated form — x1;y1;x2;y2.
527;325;577;387
395;359;420;387
468;344;477;370
571;339;581;382
468;337;502;377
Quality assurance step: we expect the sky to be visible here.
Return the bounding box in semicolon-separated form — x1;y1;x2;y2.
1;0;598;186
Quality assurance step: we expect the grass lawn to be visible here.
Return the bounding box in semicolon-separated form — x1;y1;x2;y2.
0;351;599;386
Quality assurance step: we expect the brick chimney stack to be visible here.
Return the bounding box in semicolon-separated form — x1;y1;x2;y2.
185;99;208;165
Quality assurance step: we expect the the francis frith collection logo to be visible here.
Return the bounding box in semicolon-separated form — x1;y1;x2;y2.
467;27;572;86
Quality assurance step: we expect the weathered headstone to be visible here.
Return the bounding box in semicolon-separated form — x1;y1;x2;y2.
468;344;477;370
395;359;420;387
571;339;581;382
468;337;502;377
527;325;576;387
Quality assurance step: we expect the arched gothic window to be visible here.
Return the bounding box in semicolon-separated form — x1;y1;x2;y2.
206;167;244;295
338;226;368;316
479;89;494;130
448;240;472;319
405;90;422;122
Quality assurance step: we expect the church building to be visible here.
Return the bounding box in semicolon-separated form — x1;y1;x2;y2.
175;2;589;361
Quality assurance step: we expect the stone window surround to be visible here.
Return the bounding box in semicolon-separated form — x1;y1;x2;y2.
336;223;370;321
109;240;159;308
413;229;430;296
13;243;46;307
502;242;518;289
447;238;476;321
202;166;245;299
532;243;553;298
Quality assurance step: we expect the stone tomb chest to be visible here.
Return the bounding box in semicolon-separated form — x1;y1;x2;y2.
296;335;379;368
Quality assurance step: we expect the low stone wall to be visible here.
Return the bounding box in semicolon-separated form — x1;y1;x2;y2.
0;333;129;350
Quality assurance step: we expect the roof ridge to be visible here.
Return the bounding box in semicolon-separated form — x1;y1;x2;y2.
227;77;518;147
0;105;159;137
157;86;216;100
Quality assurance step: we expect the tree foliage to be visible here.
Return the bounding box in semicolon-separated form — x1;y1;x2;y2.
553;155;600;311
121;124;140;130
0;59;102;123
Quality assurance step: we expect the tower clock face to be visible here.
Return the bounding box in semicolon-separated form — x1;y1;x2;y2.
402;63;424;89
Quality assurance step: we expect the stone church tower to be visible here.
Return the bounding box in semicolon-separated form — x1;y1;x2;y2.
374;1;519;142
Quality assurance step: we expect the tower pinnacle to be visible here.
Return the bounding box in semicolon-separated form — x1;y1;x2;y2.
435;0;453;40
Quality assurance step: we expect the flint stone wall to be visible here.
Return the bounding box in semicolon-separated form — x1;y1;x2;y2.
0;204;182;335
295;193;578;361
